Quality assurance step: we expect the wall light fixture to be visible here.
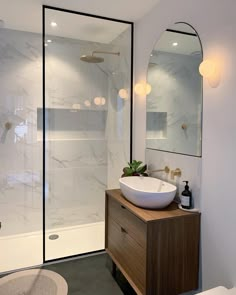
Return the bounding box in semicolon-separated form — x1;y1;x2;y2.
199;59;220;88
199;60;216;78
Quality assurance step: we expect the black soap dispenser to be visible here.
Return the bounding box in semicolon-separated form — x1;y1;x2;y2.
181;181;192;209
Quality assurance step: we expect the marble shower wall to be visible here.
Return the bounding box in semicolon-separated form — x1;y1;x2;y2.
0;28;42;236
44;36;111;230
147;51;202;156
106;28;132;188
0;26;132;236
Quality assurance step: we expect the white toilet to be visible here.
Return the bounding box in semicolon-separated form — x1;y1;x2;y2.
198;287;236;294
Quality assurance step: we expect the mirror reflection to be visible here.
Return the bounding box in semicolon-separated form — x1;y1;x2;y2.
146;23;202;157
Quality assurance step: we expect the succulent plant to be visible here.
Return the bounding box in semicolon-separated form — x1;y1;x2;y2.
121;160;148;177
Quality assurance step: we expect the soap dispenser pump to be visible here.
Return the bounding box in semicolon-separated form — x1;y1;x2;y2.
181;181;192;209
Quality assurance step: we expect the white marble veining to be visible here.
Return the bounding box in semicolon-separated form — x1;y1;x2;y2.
0;25;132;243
0;28;42;238
106;28;132;187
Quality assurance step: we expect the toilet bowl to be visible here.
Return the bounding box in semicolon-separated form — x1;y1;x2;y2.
0;269;68;295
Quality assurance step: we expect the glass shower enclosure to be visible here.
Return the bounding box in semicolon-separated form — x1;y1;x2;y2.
43;7;133;261
0;5;132;273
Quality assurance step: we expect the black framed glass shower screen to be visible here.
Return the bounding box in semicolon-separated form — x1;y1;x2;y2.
43;6;133;262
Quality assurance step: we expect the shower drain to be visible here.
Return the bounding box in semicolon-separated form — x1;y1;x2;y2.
49;234;59;240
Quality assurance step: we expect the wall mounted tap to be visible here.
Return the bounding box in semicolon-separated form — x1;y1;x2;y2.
5;122;12;130
147;166;170;175
171;168;182;179
0;122;12;144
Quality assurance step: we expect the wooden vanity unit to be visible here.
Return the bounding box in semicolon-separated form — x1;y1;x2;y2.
105;189;200;295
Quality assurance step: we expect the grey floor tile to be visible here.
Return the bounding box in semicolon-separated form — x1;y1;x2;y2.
0;253;136;295
42;253;124;295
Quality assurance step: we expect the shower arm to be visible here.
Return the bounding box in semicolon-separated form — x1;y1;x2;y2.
92;51;120;56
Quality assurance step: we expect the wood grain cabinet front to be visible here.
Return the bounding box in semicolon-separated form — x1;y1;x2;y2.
105;189;201;295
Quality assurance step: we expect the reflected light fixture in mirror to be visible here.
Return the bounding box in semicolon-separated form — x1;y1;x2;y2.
134;81;152;96
119;89;129;99
94;97;106;106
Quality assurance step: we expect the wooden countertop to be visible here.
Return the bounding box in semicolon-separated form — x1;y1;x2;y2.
106;189;200;223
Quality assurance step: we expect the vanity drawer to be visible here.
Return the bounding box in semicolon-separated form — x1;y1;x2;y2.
106;190;201;295
107;217;146;294
107;197;147;249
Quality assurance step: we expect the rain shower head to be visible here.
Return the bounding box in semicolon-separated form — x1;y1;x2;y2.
80;50;120;64
80;55;104;63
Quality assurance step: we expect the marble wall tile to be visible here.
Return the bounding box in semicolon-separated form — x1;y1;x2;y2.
45;166;106;229
0;28;42;237
46;139;107;169
0;26;132;238
106;27;132;188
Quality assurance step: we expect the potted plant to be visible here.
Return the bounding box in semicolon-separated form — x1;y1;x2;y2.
121;160;148;177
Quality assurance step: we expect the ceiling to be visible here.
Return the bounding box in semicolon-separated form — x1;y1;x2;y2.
154;23;202;56
1;0;201;53
45;8;129;43
0;0;160;34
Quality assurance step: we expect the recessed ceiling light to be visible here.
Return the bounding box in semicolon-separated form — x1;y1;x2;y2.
47;39;52;43
45;43;48;47
51;22;57;27
150;53;153;56
172;42;178;47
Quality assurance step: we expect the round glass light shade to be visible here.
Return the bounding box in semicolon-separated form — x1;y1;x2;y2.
94;97;106;106
199;60;216;78
118;89;128;99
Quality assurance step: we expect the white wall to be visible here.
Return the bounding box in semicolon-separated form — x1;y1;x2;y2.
134;0;236;291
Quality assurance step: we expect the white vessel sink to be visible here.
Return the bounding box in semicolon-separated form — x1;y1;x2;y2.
119;176;177;209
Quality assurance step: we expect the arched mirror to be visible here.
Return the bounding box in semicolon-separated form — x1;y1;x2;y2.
146;23;202;157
